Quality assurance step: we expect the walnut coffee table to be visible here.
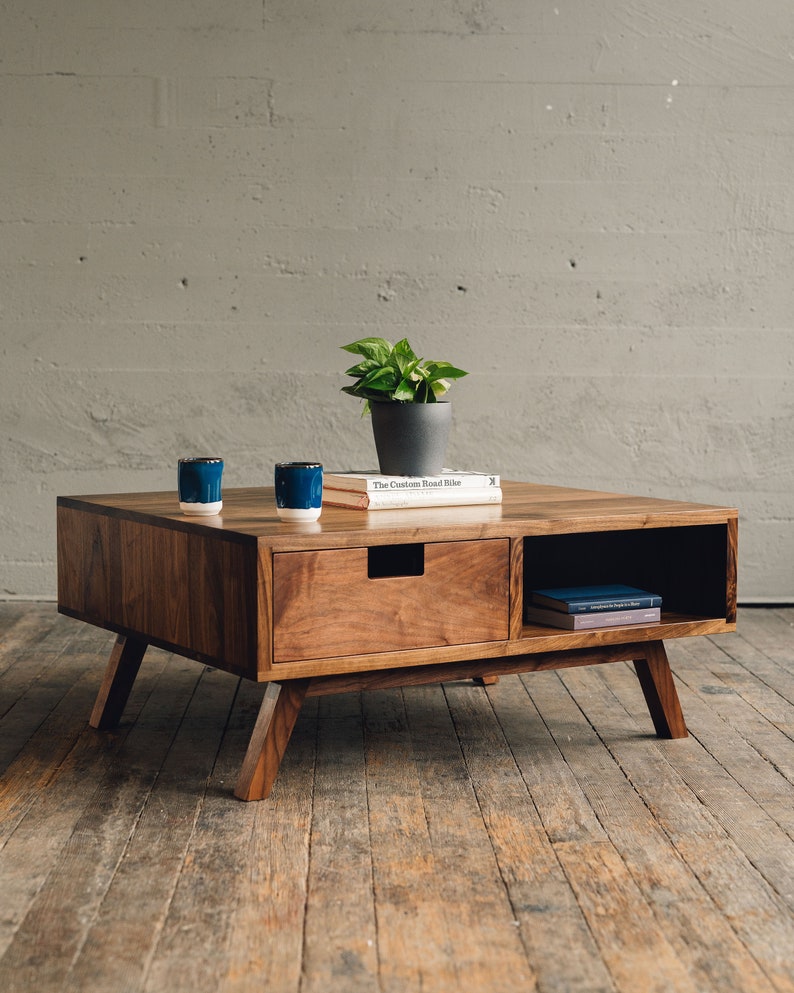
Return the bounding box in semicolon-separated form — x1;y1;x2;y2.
57;481;737;800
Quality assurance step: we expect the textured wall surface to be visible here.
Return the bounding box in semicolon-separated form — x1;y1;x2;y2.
2;1;793;600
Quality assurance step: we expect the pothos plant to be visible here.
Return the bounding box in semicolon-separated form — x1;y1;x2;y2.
341;337;468;414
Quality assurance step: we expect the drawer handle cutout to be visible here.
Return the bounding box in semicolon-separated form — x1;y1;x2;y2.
368;543;425;579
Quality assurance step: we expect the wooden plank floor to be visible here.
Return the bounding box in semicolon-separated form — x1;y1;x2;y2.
1;604;793;993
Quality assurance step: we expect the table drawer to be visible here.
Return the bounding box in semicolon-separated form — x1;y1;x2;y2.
273;539;509;663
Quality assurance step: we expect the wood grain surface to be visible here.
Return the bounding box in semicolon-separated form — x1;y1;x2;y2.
273;539;509;662
57;482;737;684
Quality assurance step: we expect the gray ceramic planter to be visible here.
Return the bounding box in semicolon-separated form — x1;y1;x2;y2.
370;401;452;476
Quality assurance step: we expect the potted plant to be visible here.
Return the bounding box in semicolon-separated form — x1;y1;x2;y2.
341;337;468;475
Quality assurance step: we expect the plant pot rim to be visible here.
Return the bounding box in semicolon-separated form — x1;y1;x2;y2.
369;398;451;404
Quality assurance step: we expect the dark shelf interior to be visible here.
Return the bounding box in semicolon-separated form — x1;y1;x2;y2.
523;524;729;620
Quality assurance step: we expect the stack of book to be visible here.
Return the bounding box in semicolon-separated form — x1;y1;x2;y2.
322;469;502;510
524;584;663;630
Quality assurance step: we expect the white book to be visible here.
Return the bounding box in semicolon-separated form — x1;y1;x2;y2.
323;469;500;493
322;485;503;511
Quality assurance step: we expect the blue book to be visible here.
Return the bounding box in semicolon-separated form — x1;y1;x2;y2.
530;584;663;614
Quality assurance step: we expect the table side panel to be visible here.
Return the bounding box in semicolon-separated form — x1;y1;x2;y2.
726;516;738;623
57;505;260;678
509;536;524;641
256;542;275;676
118;518;191;648
57;504;121;621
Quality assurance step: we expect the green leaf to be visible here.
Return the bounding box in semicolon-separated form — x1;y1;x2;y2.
343;358;380;378
393;338;420;363
359;366;399;393
396;356;422;380
392;379;417;402
424;361;468;382
341;337;392;364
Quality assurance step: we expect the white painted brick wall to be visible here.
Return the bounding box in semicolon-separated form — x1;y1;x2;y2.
2;0;793;599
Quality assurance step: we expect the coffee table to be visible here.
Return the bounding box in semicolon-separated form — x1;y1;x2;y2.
57;481;737;800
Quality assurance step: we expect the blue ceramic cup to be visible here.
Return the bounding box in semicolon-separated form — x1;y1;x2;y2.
275;462;323;521
178;457;224;516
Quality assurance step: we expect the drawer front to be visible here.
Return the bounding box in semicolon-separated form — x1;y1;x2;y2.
273;539;509;663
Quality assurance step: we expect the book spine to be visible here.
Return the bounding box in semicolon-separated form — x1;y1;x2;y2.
324;472;501;493
568;607;661;629
321;490;369;509
534;594;662;613
323;487;503;510
524;606;661;629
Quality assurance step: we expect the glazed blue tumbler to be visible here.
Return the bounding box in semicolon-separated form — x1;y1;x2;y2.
274;462;323;521
178;457;224;516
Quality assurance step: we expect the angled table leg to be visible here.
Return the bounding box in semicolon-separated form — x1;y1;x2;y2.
90;634;148;730
633;641;688;739
235;679;311;801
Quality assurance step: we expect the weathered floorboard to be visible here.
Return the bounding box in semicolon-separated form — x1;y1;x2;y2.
557;662;789;993
0;604;792;993
447;678;615;993
219;691;316;993
404;683;535;991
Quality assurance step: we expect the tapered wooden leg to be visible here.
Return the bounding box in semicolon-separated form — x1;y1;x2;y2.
235;679;310;801
90;634;148;730
633;641;688;739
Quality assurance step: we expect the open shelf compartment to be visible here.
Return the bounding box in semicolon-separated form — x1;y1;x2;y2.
521;523;734;637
